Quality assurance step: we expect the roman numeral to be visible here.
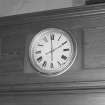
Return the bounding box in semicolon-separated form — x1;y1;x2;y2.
38;44;44;46
61;55;67;60
50;63;54;68
58;35;62;41
62;41;67;45
51;34;54;40
43;36;48;42
37;56;42;63
42;61;47;67
35;51;41;54
57;61;61;66
63;48;69;51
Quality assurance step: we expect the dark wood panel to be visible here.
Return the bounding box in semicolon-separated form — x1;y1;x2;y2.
86;0;105;5
84;27;105;69
0;93;105;105
0;24;31;73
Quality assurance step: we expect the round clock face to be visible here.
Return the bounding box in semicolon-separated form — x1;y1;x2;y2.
29;28;76;76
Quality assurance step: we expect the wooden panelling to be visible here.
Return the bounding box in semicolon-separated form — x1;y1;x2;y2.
84;27;105;69
1;93;105;105
1;4;105;105
0;24;30;73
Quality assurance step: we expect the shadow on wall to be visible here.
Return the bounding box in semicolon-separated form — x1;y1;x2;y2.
86;0;105;5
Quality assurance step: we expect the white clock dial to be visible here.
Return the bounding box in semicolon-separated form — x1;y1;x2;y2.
29;28;76;76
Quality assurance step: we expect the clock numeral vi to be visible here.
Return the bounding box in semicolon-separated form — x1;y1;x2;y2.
42;61;47;67
50;63;54;68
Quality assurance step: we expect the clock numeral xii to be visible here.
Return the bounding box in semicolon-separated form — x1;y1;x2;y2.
51;34;54;40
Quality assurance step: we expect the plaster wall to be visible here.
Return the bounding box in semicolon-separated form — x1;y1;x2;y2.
0;0;85;17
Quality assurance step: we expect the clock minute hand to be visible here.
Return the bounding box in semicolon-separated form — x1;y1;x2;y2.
52;44;62;52
46;41;67;55
50;34;53;61
45;44;62;55
52;41;67;53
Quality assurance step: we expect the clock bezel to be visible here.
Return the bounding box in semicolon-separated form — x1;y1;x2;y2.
29;28;77;77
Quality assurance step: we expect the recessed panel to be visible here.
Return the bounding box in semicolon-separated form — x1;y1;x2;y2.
26;28;77;77
84;27;105;69
24;26;82;79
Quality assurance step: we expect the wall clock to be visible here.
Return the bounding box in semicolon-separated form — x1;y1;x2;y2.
29;28;77;77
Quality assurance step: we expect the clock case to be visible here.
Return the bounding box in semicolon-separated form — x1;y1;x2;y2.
24;25;81;77
27;28;77;77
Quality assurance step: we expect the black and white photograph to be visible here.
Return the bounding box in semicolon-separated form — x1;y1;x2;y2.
0;0;105;105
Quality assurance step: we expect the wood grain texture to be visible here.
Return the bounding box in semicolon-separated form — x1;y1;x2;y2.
1;93;105;105
84;27;105;69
